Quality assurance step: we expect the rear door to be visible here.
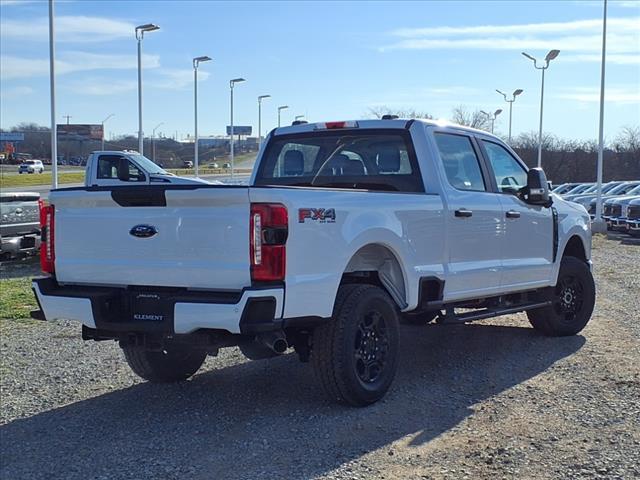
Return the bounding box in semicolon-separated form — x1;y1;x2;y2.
52;186;251;290
478;139;554;289
433;132;503;299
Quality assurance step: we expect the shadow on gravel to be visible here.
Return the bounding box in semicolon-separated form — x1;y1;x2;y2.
606;232;640;246
0;323;585;480
0;257;41;280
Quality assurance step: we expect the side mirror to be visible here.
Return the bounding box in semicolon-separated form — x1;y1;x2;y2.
523;168;553;207
116;158;130;181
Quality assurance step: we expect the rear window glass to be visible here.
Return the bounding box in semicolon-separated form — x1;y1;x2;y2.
255;130;423;192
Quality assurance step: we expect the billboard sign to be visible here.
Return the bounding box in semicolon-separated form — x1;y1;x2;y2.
57;124;103;141
226;125;252;136
0;132;25;142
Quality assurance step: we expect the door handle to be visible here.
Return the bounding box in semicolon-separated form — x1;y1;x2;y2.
454;208;473;218
506;210;521;219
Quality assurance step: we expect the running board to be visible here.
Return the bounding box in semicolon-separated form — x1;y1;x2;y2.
437;300;552;325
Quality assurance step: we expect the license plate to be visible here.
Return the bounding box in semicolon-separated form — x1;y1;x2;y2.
131;292;166;322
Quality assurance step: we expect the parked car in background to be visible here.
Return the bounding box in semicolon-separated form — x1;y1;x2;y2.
601;186;640;228
566;181;627;208
18;160;44;174
607;194;640;232
208;162;219;168
585;182;640;218
223;162;231;169
0;192;41;259
183;160;194;168
624;198;640;237
563;181;626;202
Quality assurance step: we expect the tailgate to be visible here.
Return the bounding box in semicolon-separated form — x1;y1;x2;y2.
51;186;251;290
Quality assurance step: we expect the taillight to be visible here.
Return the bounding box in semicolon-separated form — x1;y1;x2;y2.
250;203;288;282
315;121;359;130
39;200;55;274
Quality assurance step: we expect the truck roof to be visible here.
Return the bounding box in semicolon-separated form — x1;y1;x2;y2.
271;118;498;139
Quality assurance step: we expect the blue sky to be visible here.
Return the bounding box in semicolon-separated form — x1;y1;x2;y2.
1;0;639;142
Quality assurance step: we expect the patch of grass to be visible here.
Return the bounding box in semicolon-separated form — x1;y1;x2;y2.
0;171;85;188
0;277;38;320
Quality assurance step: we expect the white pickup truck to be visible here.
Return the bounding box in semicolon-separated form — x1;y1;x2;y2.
32;119;595;406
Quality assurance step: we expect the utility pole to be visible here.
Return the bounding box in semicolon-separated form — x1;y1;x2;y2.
593;0;608;234
62;115;72;125
48;0;57;188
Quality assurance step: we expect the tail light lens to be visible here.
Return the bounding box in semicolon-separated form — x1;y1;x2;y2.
250;203;288;282
39;200;55;274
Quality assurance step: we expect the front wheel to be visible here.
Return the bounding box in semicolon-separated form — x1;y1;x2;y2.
122;344;207;382
528;256;595;336
312;284;400;406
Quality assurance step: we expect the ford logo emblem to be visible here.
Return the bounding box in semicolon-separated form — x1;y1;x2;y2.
129;224;158;238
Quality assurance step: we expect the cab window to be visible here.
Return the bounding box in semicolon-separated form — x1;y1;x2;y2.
257;131;423;192
97;155;146;182
481;141;528;194
434;133;486;192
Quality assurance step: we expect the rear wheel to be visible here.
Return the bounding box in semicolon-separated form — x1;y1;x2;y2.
528;256;595;336
312;284;400;406
122;344;206;382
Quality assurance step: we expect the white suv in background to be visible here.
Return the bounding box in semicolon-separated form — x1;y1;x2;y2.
18;160;45;174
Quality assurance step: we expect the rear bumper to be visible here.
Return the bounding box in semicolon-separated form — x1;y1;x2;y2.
32;277;284;335
1;234;40;257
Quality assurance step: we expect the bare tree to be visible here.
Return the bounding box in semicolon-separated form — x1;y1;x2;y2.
614;126;640;153
450;105;490;130
366;106;433;120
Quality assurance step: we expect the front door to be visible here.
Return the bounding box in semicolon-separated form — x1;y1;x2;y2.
479;139;554;289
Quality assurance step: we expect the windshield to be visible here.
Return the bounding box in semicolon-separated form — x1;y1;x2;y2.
128;154;168;175
554;183;577;194
565;184;592;195
610;182;639;195
602;182;620;193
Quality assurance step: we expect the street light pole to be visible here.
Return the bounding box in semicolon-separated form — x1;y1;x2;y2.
152;122;164;163
522;49;560;168
229;78;246;180
101;113;114;151
277;105;289;127
258;95;271;147
480;109;502;134
135;23;159;156
48;0;57;188
594;0;608;233
496;89;523;143
193;56;211;177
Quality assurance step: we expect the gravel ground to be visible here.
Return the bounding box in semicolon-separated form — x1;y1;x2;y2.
1;235;638;480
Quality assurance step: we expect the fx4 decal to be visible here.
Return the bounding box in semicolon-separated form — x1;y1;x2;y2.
298;208;336;224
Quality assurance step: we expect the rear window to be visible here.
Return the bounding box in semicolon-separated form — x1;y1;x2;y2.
255;130;424;192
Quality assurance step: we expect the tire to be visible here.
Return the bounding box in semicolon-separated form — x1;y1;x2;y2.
527;256;596;336
122;344;206;382
312;284;400;406
402;309;439;325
